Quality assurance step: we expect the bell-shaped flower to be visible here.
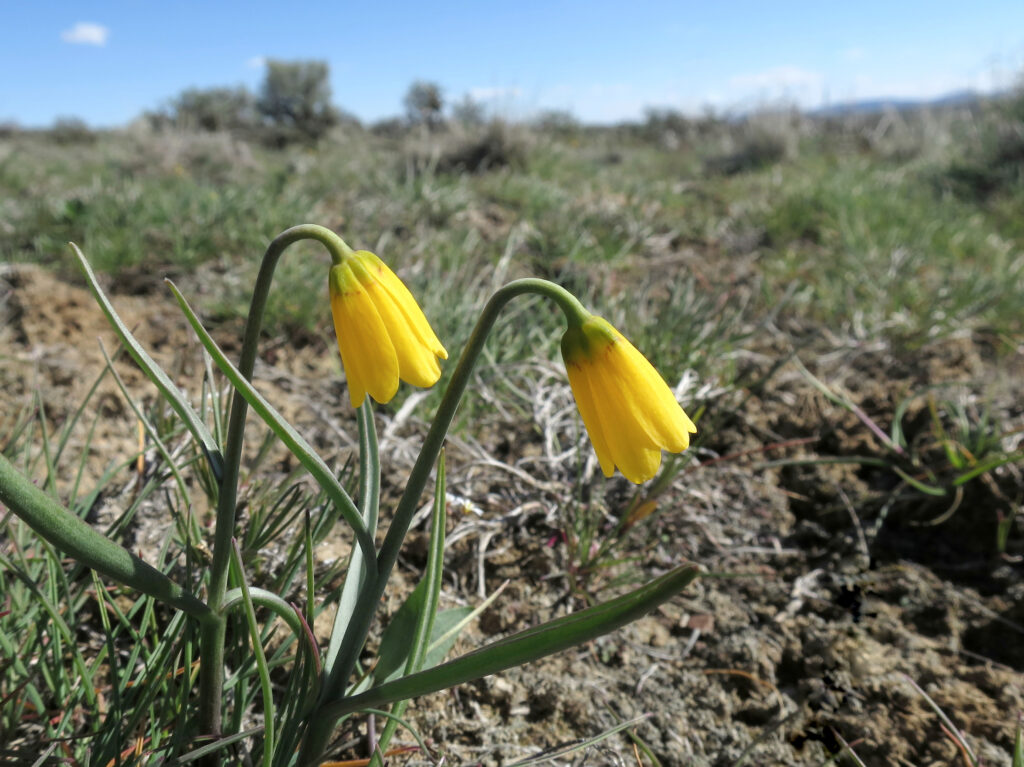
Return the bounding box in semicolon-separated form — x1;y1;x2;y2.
329;250;447;407
561;315;696;483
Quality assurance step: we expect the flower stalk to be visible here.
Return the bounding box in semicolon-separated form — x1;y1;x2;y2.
298;278;590;763
199;224;371;744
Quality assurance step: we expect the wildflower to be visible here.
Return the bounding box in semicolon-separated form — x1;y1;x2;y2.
561;315;696;483
329;250;447;407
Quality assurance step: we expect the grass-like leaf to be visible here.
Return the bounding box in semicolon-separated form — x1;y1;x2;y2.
69;242;225;481
0;453;214;624
165;278;377;574
325;564;699;718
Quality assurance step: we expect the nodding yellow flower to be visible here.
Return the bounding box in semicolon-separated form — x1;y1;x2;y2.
561;315;696;483
329;250;447;408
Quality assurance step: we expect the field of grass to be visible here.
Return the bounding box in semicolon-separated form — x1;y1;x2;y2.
1;94;1023;764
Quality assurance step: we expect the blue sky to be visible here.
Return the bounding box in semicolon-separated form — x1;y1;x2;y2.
2;1;1023;127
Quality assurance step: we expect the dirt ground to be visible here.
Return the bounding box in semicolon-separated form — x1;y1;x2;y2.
2;263;1023;766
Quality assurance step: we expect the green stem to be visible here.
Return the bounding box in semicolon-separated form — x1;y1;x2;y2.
221;586;305;639
198;224;357;744
324;400;381;671
369;450;446;766
297;278;587;765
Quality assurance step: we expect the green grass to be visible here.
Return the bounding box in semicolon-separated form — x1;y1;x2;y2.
749;153;1023;339
5;112;1021;351
4;112;1022;445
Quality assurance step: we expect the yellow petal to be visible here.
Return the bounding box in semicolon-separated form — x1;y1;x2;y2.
565;358;615;477
354;251;447;359
329;264;399;407
605;333;696;452
364;279;442;387
562;314;695;483
588;351;664;483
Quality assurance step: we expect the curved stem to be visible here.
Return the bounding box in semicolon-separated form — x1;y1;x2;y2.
221;586;305;640
298;277;586;765
198;224;360;743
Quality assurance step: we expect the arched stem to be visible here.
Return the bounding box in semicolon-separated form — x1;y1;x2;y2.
198;225;363;744
297;278;587;765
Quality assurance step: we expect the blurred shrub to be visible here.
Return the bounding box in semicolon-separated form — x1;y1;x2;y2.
436;120;528;174
451;95;486;128
49;117;95;145
704;110;801;176
404;80;445;129
370;117;407;139
533;109;580;138
944;89;1024;198
163;86;258;133
147;60;345;147
705;129;787;175
640;107;692;148
257;59;340;146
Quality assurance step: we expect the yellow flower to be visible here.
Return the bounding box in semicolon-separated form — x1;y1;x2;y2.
329;250;447;407
561;315;696;483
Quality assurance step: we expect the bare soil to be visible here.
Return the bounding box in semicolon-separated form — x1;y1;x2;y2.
2;264;1023;766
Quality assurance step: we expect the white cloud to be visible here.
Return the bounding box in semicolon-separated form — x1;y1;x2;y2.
61;22;109;47
468;86;522;101
246;56;266;70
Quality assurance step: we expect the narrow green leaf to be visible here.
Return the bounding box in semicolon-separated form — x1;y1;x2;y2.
891;465;947;496
220;586;305;640
428;581;509;654
953;450;1024;486
374;581;428;685
98;340;192;508
172;728;264;764
370;450;448;767
69;242;224;481
421;608;473;668
0;453;214;624
229;541;275;767
325;401;381;673
164;279;376;575
376;601;476;685
407;450;446;675
0;551;97;709
507;714;651;766
326;564;699;718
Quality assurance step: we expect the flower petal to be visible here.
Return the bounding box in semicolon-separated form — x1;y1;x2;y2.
329;264;399;407
565;358;615;477
606;334;696;452
365;282;442;387
588;349;664;482
562;314;696;483
354;251;447;359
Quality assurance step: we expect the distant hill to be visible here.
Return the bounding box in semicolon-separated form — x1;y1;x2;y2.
811;89;991;118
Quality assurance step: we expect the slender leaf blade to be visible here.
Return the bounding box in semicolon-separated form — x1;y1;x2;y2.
70;242;224;480
326;564;699;718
